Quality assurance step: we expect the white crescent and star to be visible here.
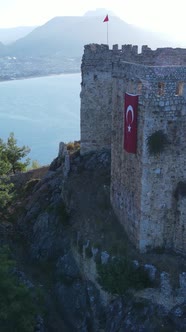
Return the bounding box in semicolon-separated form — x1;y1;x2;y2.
126;105;134;132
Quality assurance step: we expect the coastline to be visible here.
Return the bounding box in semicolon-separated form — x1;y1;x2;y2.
0;71;81;83
0;71;80;165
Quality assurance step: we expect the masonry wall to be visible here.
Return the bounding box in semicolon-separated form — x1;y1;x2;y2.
139;66;186;253
80;44;186;255
174;197;186;254
111;61;186;254
111;63;147;248
80;44;113;154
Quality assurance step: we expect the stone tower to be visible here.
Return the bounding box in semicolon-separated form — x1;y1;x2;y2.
80;44;186;255
80;44;113;154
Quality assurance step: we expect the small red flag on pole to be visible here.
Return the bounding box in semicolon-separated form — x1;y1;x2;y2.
103;15;109;45
103;14;109;22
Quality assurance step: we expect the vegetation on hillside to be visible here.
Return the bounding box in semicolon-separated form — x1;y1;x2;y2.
0;133;30;209
4;133;30;174
27;160;41;171
66;140;80;153
0;246;43;332
97;257;151;295
147;130;168;155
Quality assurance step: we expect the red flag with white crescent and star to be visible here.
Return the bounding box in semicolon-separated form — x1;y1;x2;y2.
124;93;138;153
103;14;109;22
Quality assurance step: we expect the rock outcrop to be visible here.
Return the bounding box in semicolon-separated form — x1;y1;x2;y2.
2;147;185;331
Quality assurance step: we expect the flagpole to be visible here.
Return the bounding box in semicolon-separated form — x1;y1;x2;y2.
107;21;108;45
103;14;109;46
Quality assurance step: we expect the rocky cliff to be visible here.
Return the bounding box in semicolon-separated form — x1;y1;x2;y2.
1;146;185;331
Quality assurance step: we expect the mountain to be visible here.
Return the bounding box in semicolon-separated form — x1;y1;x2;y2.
0;26;36;44
1;15;177;58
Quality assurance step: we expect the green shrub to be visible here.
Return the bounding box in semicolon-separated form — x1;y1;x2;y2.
0;246;43;332
23;178;40;193
46;201;70;226
77;239;84;255
66;141;80;153
56;202;70;225
147;130;168;155
153;246;165;254
97;257;151;295
110;239;128;256
66;142;75;151
27;160;41;170
0;177;14;210
174;181;186;200
85;245;93;258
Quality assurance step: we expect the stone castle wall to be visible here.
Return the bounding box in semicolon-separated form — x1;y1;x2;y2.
111;64;147;249
80;45;113;154
139;66;186;254
80;44;186;255
111;62;186;253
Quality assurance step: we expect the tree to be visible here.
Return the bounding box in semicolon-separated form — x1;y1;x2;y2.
5;133;31;174
0;133;31;208
0;139;11;175
27;160;41;171
0;176;13;209
0;246;43;332
0;140;13;209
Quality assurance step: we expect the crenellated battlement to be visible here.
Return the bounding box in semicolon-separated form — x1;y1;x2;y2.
83;43;186;66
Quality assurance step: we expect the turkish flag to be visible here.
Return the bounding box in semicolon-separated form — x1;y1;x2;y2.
124;93;138;153
103;15;109;22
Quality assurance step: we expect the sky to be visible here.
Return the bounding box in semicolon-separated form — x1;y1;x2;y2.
0;0;186;43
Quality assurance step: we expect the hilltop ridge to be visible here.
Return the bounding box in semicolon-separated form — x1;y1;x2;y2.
0;13;180;81
0;14;178;58
0;12;182;81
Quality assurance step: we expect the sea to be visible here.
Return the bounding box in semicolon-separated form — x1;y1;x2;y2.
0;73;81;165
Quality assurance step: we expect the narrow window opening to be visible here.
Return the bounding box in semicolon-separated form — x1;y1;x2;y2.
137;82;142;95
117;94;120;105
158;82;165;96
175;82;184;96
127;80;132;93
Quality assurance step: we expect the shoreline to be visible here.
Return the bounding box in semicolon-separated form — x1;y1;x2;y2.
0;71;81;83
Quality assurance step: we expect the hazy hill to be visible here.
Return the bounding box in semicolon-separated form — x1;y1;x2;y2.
0;26;36;44
0;41;6;53
1;15;176;58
